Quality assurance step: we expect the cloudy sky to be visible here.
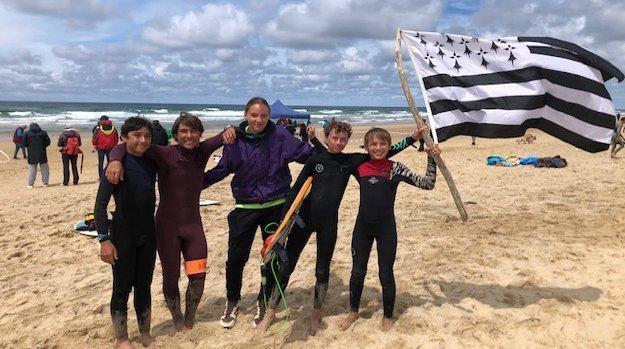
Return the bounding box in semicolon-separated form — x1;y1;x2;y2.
1;0;624;107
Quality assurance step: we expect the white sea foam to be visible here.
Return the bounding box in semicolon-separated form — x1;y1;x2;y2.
318;109;342;114
153;109;168;114
8;111;33;116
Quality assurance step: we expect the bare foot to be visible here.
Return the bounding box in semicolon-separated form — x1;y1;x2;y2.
339;311;359;331
309;308;321;336
381;317;394;331
140;333;155;348
256;308;276;333
116;339;134;349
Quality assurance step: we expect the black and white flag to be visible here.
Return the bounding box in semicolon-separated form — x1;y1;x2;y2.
401;30;623;152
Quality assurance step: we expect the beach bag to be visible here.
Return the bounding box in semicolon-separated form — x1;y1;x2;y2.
64;136;81;155
77;213;96;231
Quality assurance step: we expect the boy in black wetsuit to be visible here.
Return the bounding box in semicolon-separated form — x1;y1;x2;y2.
257;121;427;334
95;117;157;349
339;127;440;332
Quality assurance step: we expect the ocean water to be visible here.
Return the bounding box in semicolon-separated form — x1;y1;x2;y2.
0;101;425;133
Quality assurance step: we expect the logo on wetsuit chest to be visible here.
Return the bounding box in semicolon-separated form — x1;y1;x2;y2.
315;164;324;173
368;177;379;184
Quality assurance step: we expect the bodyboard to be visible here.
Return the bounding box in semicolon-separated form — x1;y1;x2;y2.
199;199;220;206
261;176;313;263
74;220;98;237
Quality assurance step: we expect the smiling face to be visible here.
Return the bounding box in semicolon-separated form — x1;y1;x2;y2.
122;126;152;156
366;135;390;160
244;103;270;134
176;122;202;150
325;129;350;154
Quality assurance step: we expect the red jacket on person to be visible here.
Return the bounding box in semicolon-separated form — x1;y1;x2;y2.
92;120;119;150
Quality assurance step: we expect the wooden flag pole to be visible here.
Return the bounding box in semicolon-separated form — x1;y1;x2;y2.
394;28;468;222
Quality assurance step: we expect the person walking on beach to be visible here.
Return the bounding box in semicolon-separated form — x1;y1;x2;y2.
93;116;119;179
202;97;317;329
150;120;169;146
12;124;27;159
22;123;50;188
57;126;82;186
95;116;157;349
106;113;236;332
339;127;439;332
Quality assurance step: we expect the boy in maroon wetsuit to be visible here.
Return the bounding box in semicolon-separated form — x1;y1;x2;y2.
106;113;236;331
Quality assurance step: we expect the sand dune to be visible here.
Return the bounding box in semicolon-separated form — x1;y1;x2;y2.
1;125;624;348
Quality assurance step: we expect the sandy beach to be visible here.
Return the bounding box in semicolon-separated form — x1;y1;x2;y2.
1;123;624;348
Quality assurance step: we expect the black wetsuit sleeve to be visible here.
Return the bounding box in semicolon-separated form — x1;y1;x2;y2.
311;137;327;152
282;157;315;217
390;156;437;190
387;136;416;158
94;178;115;236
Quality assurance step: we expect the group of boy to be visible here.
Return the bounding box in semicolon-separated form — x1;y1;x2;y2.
95;113;439;347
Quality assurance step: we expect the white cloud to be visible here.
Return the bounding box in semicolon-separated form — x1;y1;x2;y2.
2;0;120;29
141;4;253;49
265;0;443;47
52;45;93;63
287;49;335;64
340;47;374;75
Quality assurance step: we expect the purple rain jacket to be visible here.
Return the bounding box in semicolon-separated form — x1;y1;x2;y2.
203;120;315;204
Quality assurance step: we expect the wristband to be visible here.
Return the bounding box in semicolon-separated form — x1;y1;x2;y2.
97;234;110;243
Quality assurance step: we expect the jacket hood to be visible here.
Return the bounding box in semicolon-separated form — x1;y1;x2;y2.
63;129;79;136
237;119;276;140
29;123;42;133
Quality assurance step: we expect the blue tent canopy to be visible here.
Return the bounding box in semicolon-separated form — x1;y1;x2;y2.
270;100;310;124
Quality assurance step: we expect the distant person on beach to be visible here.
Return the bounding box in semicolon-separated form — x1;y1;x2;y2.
257;121;424;334
92;115;108;135
105;113;236;332
299;122;309;142
150;120;169;146
339;127;439;332
57;126;82;186
91;115;107;153
12;124;27;159
202;97;317;329
95;116;157;349
22;123;50;188
285;119;296;135
93;116;119;179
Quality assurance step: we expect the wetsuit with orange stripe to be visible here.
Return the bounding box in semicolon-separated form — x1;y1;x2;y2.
109;133;224;329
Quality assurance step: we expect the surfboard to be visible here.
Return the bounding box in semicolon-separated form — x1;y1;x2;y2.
74;220;97;237
261;176;313;263
0;149;10;163
199;199;220;206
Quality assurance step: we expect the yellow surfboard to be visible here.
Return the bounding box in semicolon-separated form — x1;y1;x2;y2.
261;176;313;263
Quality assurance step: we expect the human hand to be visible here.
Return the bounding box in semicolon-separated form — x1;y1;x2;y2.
100;241;118;265
412;125;429;140
426;144;442;156
105;161;124;184
223;126;237;144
